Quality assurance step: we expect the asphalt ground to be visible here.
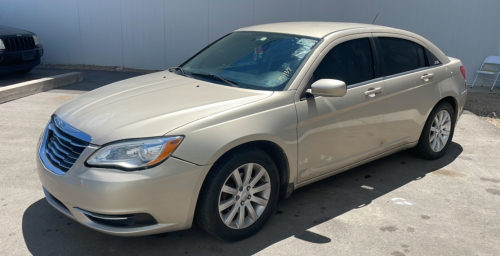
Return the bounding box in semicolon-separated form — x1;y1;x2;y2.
0;75;499;256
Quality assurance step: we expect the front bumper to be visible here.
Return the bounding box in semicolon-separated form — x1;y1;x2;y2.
0;45;43;74
37;137;212;236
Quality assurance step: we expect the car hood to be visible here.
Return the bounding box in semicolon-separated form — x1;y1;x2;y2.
55;71;273;145
0;25;34;36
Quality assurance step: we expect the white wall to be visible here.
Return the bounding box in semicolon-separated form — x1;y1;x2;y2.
1;0;499;81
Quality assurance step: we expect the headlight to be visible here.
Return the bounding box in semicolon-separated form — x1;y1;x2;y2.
86;136;183;170
33;35;40;45
0;39;5;50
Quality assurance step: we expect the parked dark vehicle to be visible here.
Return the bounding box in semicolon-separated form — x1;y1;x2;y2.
0;25;44;75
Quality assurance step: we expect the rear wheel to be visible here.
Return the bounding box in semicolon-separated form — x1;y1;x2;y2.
196;148;279;242
416;102;456;159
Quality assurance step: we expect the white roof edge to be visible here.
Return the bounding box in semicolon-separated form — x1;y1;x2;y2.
235;22;386;38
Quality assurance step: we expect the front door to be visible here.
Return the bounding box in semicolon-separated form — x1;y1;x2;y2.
295;37;386;183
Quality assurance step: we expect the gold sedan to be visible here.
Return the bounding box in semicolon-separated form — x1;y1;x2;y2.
37;22;467;241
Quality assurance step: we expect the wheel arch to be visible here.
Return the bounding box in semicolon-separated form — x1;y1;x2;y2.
414;96;457;159
192;139;290;240
413;95;458;143
439;96;458;120
204;140;291;200
190;139;292;229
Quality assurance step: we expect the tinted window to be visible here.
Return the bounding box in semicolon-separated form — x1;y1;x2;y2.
313;38;374;86
378;37;420;76
425;48;442;66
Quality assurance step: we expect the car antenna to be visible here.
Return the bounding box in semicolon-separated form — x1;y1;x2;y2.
372;13;379;24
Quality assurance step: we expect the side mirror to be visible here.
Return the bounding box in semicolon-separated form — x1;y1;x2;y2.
307;79;347;97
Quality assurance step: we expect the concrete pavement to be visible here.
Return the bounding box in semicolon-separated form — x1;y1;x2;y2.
0;78;499;255
0;68;68;87
0;72;82;104
0;67;147;91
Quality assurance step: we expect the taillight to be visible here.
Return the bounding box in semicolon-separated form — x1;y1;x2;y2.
460;66;466;80
460;66;467;90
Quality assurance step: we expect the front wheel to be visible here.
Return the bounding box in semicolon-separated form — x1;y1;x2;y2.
416;101;456;160
195;148;280;242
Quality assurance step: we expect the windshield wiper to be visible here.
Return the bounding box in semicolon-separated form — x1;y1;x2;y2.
190;72;239;87
168;67;189;77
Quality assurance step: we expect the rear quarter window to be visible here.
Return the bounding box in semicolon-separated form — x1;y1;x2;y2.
425;48;442;66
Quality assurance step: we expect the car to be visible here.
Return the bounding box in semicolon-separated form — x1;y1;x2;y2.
0;25;44;75
36;22;467;241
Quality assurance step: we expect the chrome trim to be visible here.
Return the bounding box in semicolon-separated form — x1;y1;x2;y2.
39;123;66;175
73;208;130;221
39;117;91;175
51;125;88;147
46;149;71;168
46;150;73;168
382;65;442;80
47;147;69;163
303;78;385;100
53;115;92;143
48;140;78;159
347;77;384;89
300;63;442;99
51;136;81;154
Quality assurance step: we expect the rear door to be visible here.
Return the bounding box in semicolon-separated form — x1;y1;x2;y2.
373;35;442;150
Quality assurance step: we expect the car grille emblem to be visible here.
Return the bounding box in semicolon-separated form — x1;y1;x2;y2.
54;116;81;134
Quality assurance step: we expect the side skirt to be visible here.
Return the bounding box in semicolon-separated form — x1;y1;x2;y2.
294;142;418;189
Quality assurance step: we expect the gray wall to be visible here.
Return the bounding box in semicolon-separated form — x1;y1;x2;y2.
1;0;499;82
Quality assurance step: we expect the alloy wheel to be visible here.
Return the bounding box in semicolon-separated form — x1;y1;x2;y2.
429;110;452;152
218;163;271;229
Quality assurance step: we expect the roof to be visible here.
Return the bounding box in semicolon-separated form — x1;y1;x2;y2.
235;22;385;38
236;21;450;66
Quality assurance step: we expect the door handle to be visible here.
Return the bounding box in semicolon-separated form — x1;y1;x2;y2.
421;73;434;80
365;87;383;96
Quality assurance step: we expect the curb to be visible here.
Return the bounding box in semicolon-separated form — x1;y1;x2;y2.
0;72;83;104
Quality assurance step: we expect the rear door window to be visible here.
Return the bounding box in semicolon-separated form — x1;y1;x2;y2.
378;37;420;76
313;38;374;86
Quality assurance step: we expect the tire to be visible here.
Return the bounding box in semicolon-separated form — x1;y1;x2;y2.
416;101;456;160
195;148;280;242
15;68;33;74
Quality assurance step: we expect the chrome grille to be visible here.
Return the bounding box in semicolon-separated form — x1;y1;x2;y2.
40;116;91;174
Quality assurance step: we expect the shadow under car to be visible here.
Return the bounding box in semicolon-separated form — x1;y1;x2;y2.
23;142;463;256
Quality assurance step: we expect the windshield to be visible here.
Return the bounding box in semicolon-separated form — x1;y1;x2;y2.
180;32;319;91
